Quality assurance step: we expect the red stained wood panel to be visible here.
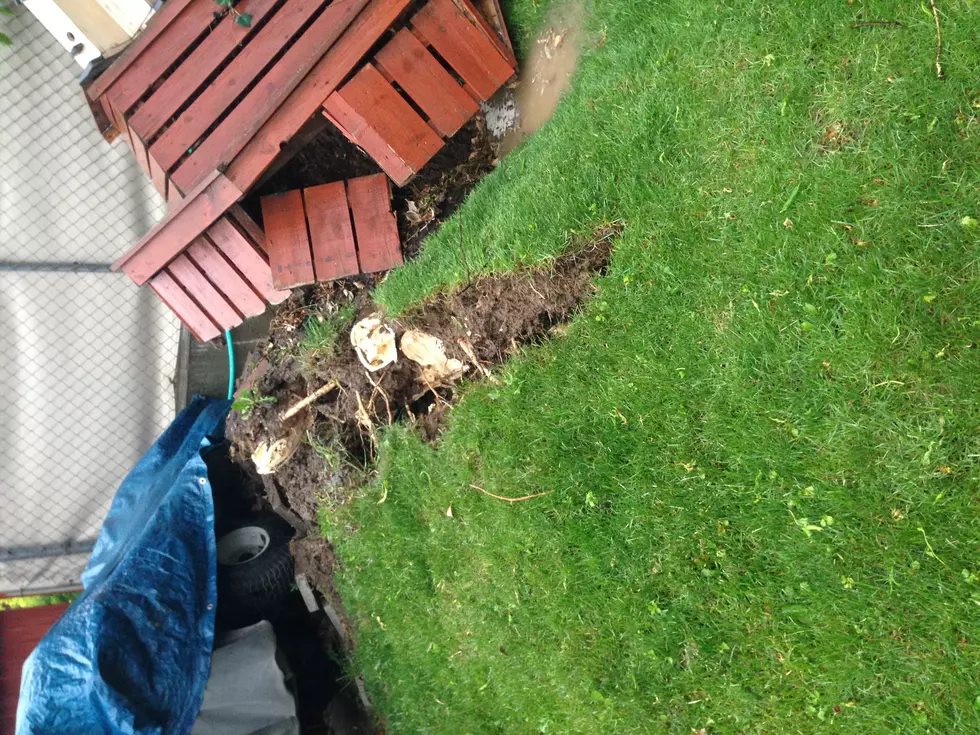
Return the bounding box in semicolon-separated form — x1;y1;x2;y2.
149;271;222;341
328;64;443;180
374;28;478;137
104;0;218;118
172;0;369;193
126;125;153;182
226;0;412;190
208;214;292;304
261;189;315;289
321;95;415;185
304;182;359;280
151;0;327;177
113;171;242;285
460;0;517;68
411;0;514;101
347;173;402;272
85;0;198;101
187;236;267;317
128;0;280;142
167;253;243;330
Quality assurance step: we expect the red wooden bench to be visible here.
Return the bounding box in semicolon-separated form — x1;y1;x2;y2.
85;0;515;341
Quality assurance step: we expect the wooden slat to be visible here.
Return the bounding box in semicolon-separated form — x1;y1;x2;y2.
151;0;328;177
226;0;412;190
321;94;415;186
149;271;222;342
86;0;198;101
375;29;478;137
227;204;271;256
208;215;292;304
261;189;315;289
112;171;243;285
329;64;444;177
304;182;359;280
104;0;218;118
168;254;244;330
128;0;280;142
187;236;267;317
168;180;185;208
347;173;402;272
148;153;169;200
172;0;370;193
412;0;514;101
461;0;517;68
126;124;153;182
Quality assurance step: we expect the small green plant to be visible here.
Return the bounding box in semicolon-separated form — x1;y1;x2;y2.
213;0;252;27
1;3;16;47
299;304;356;373
232;388;277;419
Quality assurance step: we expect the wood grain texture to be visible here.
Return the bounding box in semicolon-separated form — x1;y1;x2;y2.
171;0;369;193
150;0;327;177
347;173;402;272
227;0;412;190
149;270;222;342
374;28;478;137
187;236;267;316
208;215;292;304
168;253;244;329
411;0;514;100
127;0;280;141
86;0;198;101
126;124;153;182
261;189;315;288
104;0;217;118
304;181;359;280
321;96;415;185
329;64;444;176
113;171;242;285
461;0;517;68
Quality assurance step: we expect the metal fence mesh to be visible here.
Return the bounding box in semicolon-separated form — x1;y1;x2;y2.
0;10;181;595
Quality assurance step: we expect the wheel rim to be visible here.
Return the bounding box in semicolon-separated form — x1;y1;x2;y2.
217;526;271;566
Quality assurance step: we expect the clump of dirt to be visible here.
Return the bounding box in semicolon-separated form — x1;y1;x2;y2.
226;223;621;512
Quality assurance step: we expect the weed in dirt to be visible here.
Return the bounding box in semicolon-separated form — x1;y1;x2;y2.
231;388;277;420
299;304;355;374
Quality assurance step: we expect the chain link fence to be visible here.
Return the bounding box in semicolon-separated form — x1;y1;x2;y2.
0;9;182;595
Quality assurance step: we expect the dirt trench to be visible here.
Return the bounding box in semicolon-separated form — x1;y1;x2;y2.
227;224;620;515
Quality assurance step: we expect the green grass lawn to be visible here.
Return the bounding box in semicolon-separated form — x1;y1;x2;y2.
320;0;980;731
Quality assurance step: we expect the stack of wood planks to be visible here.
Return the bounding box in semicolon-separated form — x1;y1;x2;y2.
84;0;516;341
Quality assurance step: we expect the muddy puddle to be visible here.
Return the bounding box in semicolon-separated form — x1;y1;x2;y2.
497;2;586;154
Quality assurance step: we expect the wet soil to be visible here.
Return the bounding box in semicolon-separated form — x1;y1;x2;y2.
227;223;621;514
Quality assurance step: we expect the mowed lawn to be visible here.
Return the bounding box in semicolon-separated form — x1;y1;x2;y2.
320;0;980;732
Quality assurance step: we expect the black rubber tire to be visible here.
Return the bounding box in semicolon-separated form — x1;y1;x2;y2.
216;512;295;621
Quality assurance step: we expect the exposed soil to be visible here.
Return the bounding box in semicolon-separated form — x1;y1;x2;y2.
227;224;620;515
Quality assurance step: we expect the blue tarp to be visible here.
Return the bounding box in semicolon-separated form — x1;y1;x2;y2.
17;397;231;735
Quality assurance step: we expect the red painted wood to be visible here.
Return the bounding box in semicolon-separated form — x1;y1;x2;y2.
104;0;217;118
126;124;153;182
149;271;222;341
1;604;70;735
128;0;280;142
321;95;415;185
167;180;185;208
172;0;368;193
374;29;478;137
411;0;514;101
261;189;315;289
461;0;517;68
113;171;242;286
304;182;359;280
86;0;197;101
208;215;292;304
148;154;169;201
167;254;244;330
227;0;412;190
347;173;402;272
187;236;267;317
227;204;270;257
331;64;444;174
151;0;328;177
